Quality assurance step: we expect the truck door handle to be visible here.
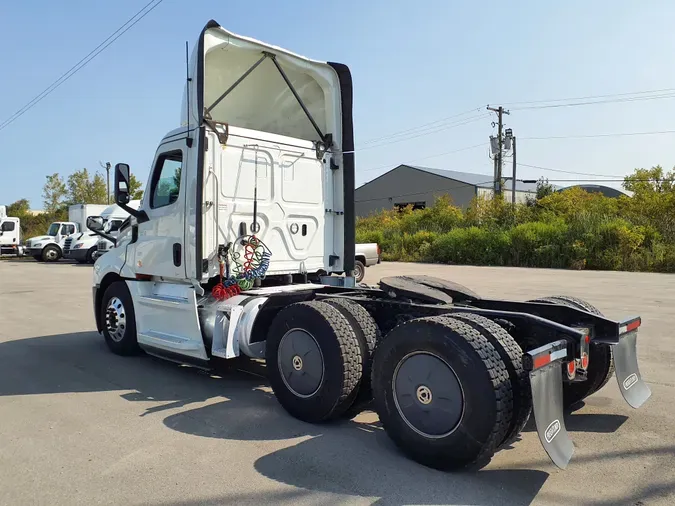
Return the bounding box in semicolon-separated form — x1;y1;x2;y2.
173;243;182;267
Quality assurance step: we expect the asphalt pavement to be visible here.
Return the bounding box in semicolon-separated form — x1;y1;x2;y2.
1;260;674;505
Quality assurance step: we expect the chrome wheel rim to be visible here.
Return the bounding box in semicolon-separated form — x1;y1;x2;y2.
105;297;127;342
45;249;58;261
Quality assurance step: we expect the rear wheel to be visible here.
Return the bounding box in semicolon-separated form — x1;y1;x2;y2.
371;316;513;471
266;301;363;423
354;260;366;283
324;298;380;412
528;295;614;408
449;313;531;447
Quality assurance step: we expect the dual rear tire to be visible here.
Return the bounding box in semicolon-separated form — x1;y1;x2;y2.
267;302;528;471
528;295;615;408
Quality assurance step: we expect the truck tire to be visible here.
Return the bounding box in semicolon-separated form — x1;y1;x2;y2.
86;247;97;264
100;281;140;356
449;313;531;447
324;298;380;410
371;316;513;471
354;260;366;283
266;301;363;423
528;295;614;408
41;245;61;262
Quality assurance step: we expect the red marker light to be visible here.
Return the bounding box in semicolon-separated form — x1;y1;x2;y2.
585;335;590;344
567;360;576;378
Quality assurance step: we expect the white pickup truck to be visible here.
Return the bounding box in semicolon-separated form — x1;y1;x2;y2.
354;242;380;282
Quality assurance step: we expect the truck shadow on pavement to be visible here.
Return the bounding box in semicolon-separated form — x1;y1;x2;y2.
0;331;665;505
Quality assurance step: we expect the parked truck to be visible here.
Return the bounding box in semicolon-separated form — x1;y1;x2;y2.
25;204;108;262
90;20;650;471
0;205;24;257
64;201;140;264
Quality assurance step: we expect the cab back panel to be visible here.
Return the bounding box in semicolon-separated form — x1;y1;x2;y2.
202;127;330;279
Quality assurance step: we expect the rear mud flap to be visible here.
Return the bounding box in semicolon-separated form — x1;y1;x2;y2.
612;330;651;408
530;363;574;469
525;340;574;469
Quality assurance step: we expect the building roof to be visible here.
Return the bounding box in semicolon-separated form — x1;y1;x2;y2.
560;184;631;198
404;165;539;192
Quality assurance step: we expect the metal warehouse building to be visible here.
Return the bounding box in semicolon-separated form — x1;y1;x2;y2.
355;164;538;217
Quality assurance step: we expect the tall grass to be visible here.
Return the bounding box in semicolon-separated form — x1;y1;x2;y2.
356;188;675;272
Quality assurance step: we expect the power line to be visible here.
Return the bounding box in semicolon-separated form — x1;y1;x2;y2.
349;114;490;153
359;142;487;173
0;0;165;132
510;92;675;111
501;87;675;107
357;106;483;146
520;129;675;140
516;162;623;178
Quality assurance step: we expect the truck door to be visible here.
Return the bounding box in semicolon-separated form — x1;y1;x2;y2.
0;219;18;246
133;139;186;279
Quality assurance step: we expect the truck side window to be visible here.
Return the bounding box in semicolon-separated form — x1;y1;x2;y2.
150;151;183;209
61;224;75;235
1;221;15;232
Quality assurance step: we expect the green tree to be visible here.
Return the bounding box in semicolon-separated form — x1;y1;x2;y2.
623;165;675;194
66;168;108;205
129;174;144;200
42;173;67;213
7;198;30;216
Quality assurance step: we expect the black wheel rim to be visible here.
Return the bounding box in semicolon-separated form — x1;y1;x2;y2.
393;351;464;438
278;329;324;398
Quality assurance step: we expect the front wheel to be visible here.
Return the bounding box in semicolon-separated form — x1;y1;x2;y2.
86;247;97;264
100;281;140;355
42;245;61;262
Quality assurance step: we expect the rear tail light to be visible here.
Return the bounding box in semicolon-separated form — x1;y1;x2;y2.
581;353;589;370
566;360;576;379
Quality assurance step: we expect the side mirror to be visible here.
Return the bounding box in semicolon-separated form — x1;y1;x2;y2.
115;163;131;206
87;216;105;232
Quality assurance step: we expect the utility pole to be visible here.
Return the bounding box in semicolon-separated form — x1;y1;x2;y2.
511;136;517;206
100;161;111;204
487;106;510;196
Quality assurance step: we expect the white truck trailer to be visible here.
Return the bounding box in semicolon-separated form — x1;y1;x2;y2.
0;205;24;257
25;203;108;262
90;20;651;471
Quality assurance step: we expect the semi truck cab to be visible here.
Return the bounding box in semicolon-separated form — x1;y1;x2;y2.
0;206;23;256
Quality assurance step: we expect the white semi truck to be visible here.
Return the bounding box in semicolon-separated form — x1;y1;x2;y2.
25;204;108;262
64;201;140;264
0;205;24;257
90;20;650;472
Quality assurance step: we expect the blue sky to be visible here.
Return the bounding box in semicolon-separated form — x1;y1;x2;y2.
2;0;675;208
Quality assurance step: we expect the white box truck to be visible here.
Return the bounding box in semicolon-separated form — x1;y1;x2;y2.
0;205;24;257
25;203;108;262
64;201;140;264
89;20;650;472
